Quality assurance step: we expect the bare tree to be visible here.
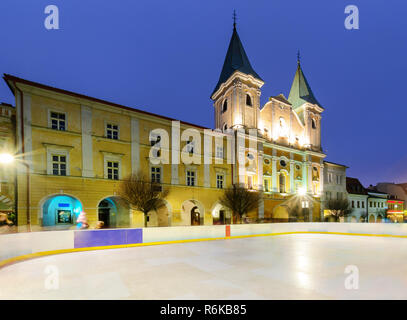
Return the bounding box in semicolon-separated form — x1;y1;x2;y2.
288;203;306;222
324;199;353;222
219;184;261;224
119;171;169;227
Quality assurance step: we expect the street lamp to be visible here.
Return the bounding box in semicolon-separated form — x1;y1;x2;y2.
0;153;31;232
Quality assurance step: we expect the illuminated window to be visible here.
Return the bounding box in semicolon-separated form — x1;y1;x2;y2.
151;167;161;183
106;123;119;140
216;174;224;189
186;140;194;154
279;174;286;193
186;170;196;186
247;176;253;189
52;155;66;176
107;161;119;180
216;146;224;159
50;112;66;131
264;179;269;192
150;134;161;146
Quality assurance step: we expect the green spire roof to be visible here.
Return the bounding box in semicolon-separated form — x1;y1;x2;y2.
288;61;321;109
211;26;262;97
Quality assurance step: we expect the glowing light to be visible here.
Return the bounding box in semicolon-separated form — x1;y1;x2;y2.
297;187;307;196
0;153;14;164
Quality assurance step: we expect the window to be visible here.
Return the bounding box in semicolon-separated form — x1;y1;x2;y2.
151;167;161;183
280;160;287;167
247;153;255;161
52;155;66;176
216;174;224;189
326;191;332;200
223;124;228;131
264;179;269;192
357;201;360;208
362;202;365;208
327;172;333;183
106;123;119;140
50;112;66;131
186;170;196;186
279;174;286;193
312;119;317;129
186;141;194;154
246;94;252;106
150;134;161;146
107;161;119;180
336;175;341;185
222;100;228;113
352;200;355;208
369;201;372;208
247;176;253;189
216;146;224;159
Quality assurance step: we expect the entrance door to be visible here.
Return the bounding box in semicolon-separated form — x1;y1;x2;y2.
191;206;201;225
98;208;110;228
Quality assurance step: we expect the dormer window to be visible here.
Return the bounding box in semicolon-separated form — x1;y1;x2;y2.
222;100;228;113
312;119;317;129
246;94;252;107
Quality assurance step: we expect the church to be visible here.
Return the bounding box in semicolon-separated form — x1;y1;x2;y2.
0;21;337;230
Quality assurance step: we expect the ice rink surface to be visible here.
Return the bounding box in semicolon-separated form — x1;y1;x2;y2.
1;234;407;300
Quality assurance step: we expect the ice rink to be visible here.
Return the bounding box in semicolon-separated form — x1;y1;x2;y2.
1;233;407;299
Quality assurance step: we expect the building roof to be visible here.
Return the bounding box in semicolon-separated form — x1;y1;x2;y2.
324;160;349;168
288;61;321;109
269;94;292;105
3;74;208;130
211;26;262;97
346;177;368;195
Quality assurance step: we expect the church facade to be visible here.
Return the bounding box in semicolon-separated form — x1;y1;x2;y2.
2;23;332;230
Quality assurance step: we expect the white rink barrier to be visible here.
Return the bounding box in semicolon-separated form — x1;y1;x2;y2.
1;223;407;265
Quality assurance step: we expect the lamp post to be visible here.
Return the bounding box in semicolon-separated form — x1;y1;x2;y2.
0;153;31;232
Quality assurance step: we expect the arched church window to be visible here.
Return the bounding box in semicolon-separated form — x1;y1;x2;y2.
279;174;286;193
246;94;252;107
311;118;317;129
222;100;228;113
223;123;228;131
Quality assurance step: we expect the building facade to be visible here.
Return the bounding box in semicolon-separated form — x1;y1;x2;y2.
346;177;368;222
0;103;16;215
3;23;334;230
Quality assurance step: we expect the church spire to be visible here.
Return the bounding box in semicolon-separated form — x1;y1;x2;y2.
288;55;321;109
211;17;262;98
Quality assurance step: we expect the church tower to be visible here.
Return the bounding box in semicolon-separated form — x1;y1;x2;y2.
211;21;264;131
288;58;324;151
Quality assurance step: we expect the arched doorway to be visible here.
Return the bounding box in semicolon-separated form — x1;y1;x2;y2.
211;202;231;225
98;197;130;228
181;200;204;226
147;200;172;227
272;205;289;223
42;194;82;227
376;215;383;223
368;215;375;223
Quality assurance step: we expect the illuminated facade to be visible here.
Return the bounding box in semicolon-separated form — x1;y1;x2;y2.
0;103;15;214
2;23;332;230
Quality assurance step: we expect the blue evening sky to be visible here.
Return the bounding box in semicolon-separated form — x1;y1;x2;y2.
0;0;406;186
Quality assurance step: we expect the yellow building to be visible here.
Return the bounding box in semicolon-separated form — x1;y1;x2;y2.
0;102;16;215
3;23;327;230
